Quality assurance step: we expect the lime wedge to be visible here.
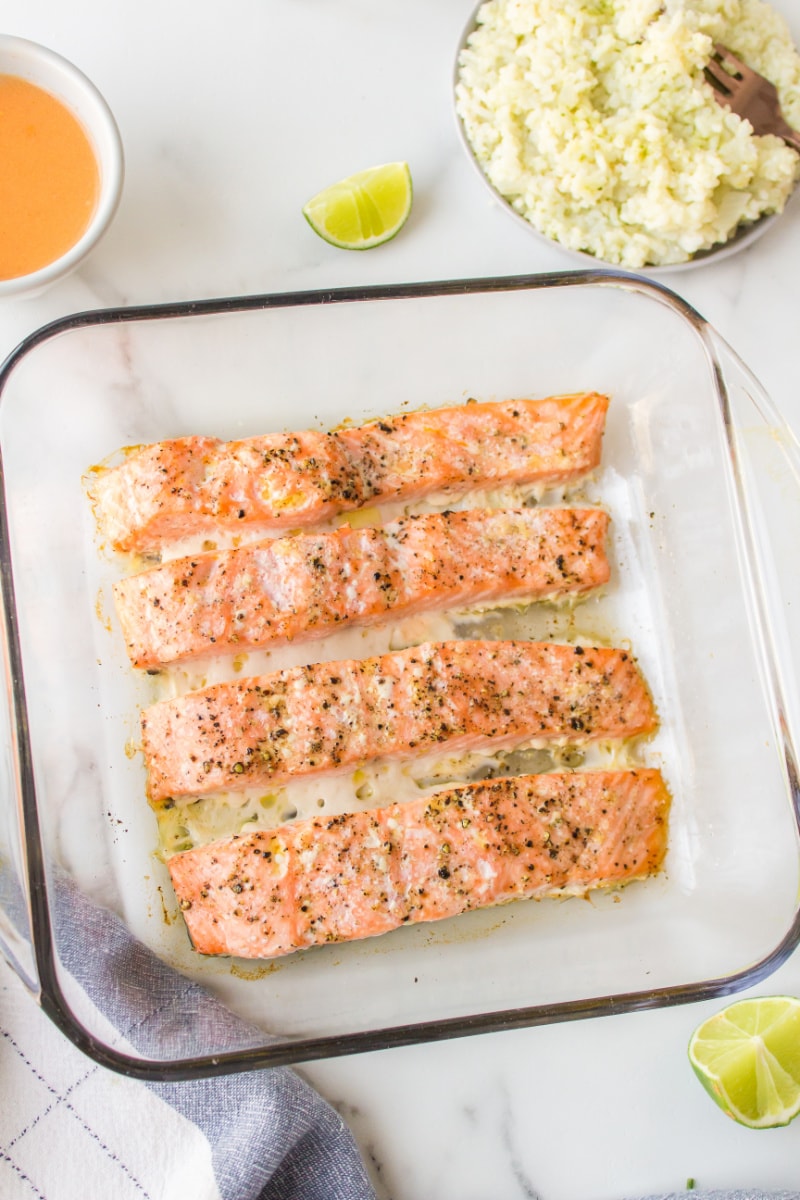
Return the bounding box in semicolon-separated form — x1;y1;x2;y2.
302;162;413;250
688;996;800;1128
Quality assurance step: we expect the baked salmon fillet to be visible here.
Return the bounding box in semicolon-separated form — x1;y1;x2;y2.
143;639;656;803
91;393;608;553
167;769;670;959
114;506;610;670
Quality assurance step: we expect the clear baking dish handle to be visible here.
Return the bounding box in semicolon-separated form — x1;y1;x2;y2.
0;601;39;994
705;323;800;820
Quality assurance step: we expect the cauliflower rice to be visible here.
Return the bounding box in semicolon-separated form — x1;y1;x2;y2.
455;0;800;267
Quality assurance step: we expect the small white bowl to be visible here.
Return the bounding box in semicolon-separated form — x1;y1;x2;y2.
0;36;124;299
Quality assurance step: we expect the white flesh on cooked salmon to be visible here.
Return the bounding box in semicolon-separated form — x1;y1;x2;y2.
167;769;670;959
113;507;610;669
91;393;608;553
143;640;656;803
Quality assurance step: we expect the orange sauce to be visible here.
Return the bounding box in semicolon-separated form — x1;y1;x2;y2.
0;74;100;280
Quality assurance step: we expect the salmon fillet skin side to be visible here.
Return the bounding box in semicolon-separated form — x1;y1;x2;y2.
167;769;670;959
113;507;611;669
91;393;609;553
142;639;656;803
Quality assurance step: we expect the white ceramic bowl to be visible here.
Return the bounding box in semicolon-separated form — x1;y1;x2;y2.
0;36;124;299
453;7;789;274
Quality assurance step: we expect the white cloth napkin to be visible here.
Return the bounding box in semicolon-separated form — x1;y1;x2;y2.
0;873;377;1200
1;953;217;1199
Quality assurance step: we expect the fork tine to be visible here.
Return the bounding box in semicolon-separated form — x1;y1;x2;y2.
703;62;733;95
712;43;747;75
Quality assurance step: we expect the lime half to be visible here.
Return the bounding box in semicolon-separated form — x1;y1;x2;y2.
688;995;800;1129
302;162;412;250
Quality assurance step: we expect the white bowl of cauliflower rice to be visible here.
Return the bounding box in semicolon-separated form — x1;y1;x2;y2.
454;0;800;270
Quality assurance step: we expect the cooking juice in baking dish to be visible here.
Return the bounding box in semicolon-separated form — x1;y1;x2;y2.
0;73;99;280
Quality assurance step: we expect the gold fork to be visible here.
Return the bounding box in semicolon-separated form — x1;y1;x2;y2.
704;43;800;153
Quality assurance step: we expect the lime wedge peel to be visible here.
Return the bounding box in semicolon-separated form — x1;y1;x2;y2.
302;162;413;250
688;995;800;1129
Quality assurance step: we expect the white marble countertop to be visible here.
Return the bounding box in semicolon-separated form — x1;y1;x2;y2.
3;2;800;1197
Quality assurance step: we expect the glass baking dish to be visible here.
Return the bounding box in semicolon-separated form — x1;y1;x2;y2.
1;271;799;1081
